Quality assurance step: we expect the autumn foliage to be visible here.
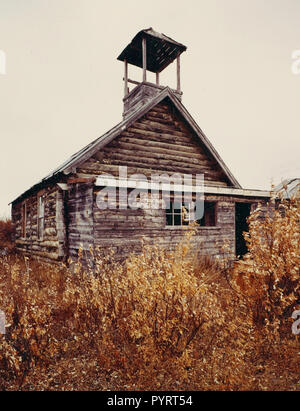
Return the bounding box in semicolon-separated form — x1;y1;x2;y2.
0;219;15;253
0;196;299;390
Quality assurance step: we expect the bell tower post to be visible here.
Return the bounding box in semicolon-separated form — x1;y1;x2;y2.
118;28;187;118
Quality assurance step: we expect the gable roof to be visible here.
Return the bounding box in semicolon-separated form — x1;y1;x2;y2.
11;87;241;204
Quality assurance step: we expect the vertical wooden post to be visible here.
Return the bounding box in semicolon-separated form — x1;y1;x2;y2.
142;37;147;82
124;60;128;97
156;72;160;86
177;55;181;92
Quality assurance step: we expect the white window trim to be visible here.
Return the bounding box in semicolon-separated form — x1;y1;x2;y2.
165;202;193;228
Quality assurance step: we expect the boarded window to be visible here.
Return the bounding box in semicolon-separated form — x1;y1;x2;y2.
38;195;45;240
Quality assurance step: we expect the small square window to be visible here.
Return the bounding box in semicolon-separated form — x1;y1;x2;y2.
166;201;217;227
165;202;192;227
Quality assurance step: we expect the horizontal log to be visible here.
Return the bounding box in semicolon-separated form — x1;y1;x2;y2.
102;149;214;169
133;119;193;139
127;126;196;144
114;136;205;155
145;110;174;122
84;158;224;180
78;167;228;187
149;104;170;114
105;141;209;162
67;177;96;184
145;113;186;130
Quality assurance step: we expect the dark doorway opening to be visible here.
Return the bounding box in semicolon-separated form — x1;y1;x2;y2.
235;203;251;258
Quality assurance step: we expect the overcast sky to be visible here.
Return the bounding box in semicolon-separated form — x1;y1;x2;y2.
0;0;299;217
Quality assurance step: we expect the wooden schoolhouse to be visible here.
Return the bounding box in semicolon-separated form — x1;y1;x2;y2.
11;28;270;263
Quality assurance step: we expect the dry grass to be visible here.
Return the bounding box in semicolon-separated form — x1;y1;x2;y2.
0;198;299;391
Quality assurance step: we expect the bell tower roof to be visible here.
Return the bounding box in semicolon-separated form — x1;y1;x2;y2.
118;28;187;119
117;28;187;73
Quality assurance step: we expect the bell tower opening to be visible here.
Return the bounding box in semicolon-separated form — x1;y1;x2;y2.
117;28;187;118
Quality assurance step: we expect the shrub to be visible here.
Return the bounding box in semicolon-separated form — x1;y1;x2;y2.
0;219;15;253
233;195;299;331
0;204;299;390
54;228;254;390
232;194;300;382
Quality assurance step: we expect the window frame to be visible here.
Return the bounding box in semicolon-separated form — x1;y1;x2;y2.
165;200;218;228
197;201;217;227
165;201;192;227
37;194;45;241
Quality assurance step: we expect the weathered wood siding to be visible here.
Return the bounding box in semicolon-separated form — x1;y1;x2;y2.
71;100;259;262
11;98;267;264
92;190;256;262
12;186;67;262
78;101;232;187
67;182;94;262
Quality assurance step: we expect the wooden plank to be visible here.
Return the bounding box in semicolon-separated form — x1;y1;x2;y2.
78;167;228;187
120;130;195;146
67;176;96;184
113;136;203;154
133;119;195;139
136;118;189;136
126;126;197;143
102;148;214;168
81;157;224;179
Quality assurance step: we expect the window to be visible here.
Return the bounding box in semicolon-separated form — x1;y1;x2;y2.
165;202;192;226
197;201;217;227
37;195;45;240
165;201;217;227
21;202;26;238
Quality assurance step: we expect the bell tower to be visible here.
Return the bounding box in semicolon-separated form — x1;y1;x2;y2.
117;28;187;119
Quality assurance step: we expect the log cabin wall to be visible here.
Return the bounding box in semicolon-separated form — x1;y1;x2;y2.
11;183;263;264
71;99;263;263
12;186;67;262
10;99;267;264
92;190;235;261
92;189;261;263
67;182;94;262
77;100;232;188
